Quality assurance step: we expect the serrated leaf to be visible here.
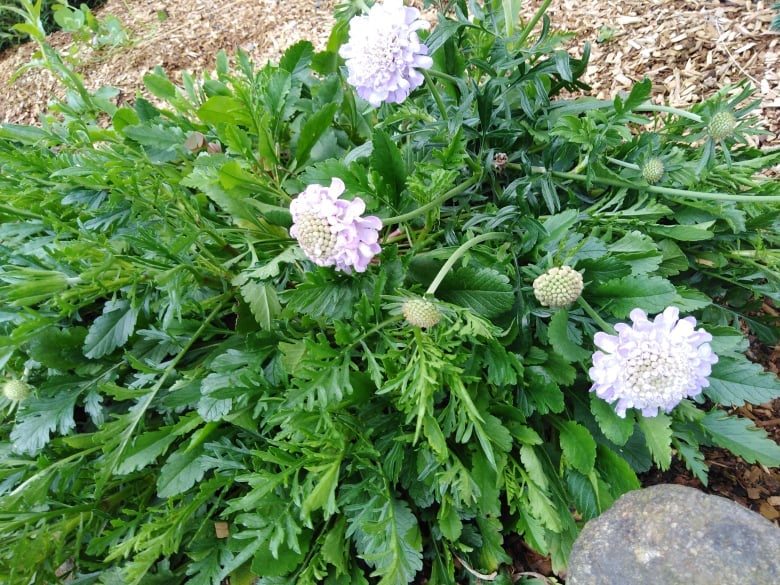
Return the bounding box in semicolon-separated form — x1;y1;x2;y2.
371;128;407;205
705;356;780;407
197;95;252;126
295;102;339;166
701;411;780;466
239;281;281;330
157;446;206;498
559;420;597;474
83;299;139;359
352;497;423;585
637;413;673;470
10;379;81;455
590;393;635;446
595;444;640;495
548;309;592;362
591;275;677;318
439;266;513;319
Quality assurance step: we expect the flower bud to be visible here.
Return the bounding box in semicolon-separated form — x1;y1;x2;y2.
402;298;441;329
641;157;665;184
2;379;31;402
708;111;737;142
533;266;584;308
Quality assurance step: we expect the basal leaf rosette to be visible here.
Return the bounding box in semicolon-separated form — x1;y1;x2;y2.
589;306;718;418
289;178;382;274
339;0;433;106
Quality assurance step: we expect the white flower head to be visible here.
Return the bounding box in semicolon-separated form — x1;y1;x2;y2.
589;306;718;418
290;178;382;274
338;0;434;107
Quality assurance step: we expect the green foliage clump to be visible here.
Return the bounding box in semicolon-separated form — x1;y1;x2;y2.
0;0;108;51
1;0;779;583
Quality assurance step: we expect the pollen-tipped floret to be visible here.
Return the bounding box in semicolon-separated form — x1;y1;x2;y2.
641;157;665;184
533;266;584;308
708;111;737;142
402;298;441;328
2;379;30;402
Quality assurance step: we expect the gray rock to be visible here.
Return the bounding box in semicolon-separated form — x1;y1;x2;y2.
566;483;780;585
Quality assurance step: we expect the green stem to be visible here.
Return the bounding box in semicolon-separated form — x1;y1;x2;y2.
636;103;703;123
577;297;615;334
515;0;554;47
551;169;780;203
426;232;511;295
605;156;640;171
382;172;482;225
423;70;448;122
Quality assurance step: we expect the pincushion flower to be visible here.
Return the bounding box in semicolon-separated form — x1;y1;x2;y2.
589;306;718;418
290;178;382;273
338;0;434;107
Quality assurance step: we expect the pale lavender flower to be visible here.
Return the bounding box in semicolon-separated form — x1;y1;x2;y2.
338;0;434;107
589;306;718;418
290;178;382;273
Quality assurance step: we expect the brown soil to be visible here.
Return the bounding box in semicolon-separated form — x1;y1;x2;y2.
0;0;778;581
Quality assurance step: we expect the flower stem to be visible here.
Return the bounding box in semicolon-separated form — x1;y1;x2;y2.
515;0;554;47
605;156;640;171
577;297;615;334
426;232;511;295
423;70;448;122
636;103;703;123
382;172;482;225
550;169;780;203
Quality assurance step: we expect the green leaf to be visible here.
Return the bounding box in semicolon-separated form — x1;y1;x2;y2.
83;299;139;359
646;223;714;242
705;356;780;407
547;309;591;362
197;95;252;126
28;326;88;370
295;102;339;166
439;266;514;319
301;455;342;522
157;446;206;498
590;275;677;318
595;444;640;495
701;411;780;466
10;378;81;455
590;393;635;446
239;281;281;330
559;420;597;474
371;128;407;205
637;413;673;470
115;412;202;475
350;496;423;585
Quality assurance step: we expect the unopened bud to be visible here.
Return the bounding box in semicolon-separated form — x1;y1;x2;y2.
641;157;665;184
708;111;737;142
533;266;584;308
2;379;31;402
402;298;441;329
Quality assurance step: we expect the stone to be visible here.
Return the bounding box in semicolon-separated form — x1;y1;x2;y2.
566;483;780;585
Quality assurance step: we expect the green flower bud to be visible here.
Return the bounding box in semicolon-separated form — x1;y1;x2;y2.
533;266;584;308
708;111;737;142
2;379;31;402
641;157;665;184
402;298;441;329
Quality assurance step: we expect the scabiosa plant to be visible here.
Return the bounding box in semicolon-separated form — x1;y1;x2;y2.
589;306;719;418
338;0;433;106
289;178;382;273
533;265;584;308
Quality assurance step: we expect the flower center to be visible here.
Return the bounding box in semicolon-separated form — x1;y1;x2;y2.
366;27;401;73
620;341;693;405
295;212;337;261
